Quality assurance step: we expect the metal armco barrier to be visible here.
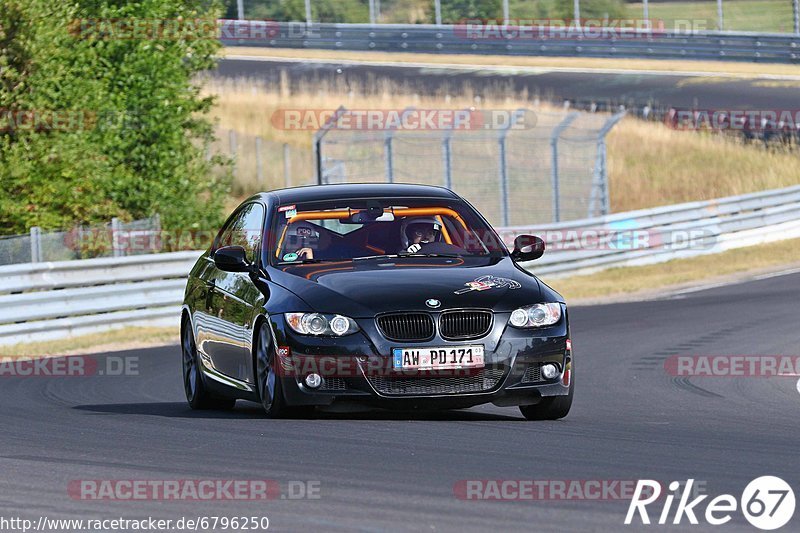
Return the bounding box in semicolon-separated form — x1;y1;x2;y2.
222;22;800;64
1;185;799;345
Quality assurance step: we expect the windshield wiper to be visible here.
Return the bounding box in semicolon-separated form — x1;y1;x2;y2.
397;252;461;258
278;258;336;265
352;254;401;262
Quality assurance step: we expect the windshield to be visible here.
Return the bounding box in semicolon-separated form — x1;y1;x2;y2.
269;197;507;265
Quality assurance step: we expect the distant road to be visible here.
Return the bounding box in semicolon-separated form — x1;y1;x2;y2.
215;56;800;111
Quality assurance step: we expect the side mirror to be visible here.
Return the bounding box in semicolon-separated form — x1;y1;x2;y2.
214;245;251;272
511;235;545;262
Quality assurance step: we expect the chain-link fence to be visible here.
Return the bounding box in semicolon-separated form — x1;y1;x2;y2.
213;128;315;195
228;0;800;34
314;107;624;226
0;216;161;266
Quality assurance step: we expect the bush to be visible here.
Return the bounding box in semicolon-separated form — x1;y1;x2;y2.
0;0;231;235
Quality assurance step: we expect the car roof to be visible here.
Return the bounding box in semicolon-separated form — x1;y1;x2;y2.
252;183;459;205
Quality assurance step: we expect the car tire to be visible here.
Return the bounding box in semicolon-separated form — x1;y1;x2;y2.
182;323;236;411
519;368;574;421
255;323;291;418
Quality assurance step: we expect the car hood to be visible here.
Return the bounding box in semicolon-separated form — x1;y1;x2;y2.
268;257;547;317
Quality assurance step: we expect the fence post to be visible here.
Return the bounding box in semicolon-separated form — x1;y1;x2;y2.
30;226;42;263
717;0;724;30
496;109;527;227
442;135;452;190
255;136;264;189
794;0;800;34
434;0;442;25
550;113;579;223
369;0;376;24
573;0;580;21
502;0;509;22
384;130;394;183
283;143;292;188
229;130;238;181
236;0;244;20
313;106;348;185
588;111;625;217
111;217;122;258
305;0;312;25
498;137;509;227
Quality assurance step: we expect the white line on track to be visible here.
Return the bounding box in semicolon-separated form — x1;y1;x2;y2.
222;54;800;81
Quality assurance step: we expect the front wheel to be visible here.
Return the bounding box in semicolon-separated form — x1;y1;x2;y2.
519;366;574;421
255;324;289;418
182;324;236;411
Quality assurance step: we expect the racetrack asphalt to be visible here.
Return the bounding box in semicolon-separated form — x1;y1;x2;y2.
214;57;800;112
1;271;798;532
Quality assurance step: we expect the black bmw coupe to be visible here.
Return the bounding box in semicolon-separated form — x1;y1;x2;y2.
181;184;573;419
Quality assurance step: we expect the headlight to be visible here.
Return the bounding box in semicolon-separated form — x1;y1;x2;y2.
285;313;359;336
508;303;561;328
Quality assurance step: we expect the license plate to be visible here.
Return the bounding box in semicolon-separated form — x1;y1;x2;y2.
392;345;484;370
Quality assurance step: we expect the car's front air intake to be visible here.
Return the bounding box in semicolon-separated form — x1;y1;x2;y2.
376;313;435;342
439;310;493;340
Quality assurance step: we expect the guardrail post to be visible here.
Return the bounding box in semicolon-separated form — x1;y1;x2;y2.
30;226;42;263
304;0;312;25
283;143;291;188
717;0;724;30
236;0;244;20
502;0;509;22
573;0;580;21
434;0;442;25
255;136;264;188
550;113;579;223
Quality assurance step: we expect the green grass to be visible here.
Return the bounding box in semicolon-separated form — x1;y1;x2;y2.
627;0;796;33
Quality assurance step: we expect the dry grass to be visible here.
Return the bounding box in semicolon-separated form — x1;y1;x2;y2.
606;118;800;212
206;78;800;212
0;326;177;357
222;47;800;79
548;237;800;302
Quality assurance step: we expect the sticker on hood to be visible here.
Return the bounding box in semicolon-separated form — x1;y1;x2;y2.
455;275;522;294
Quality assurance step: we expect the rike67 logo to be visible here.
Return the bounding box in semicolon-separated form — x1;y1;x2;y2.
626;477;795;530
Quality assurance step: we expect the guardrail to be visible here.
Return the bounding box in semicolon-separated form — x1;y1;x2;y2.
222;22;800;64
1;185;799;346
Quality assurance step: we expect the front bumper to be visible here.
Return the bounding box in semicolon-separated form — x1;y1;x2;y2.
268;308;572;410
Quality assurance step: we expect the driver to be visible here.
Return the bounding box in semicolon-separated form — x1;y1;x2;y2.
400;217;443;253
283;222;319;260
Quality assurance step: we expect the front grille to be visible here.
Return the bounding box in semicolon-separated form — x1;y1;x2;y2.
376;313;434;342
522;364;544;383
439;310;493;340
367;368;505;396
320;377;348;391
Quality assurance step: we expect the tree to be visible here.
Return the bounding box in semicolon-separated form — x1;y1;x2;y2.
0;0;230;236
